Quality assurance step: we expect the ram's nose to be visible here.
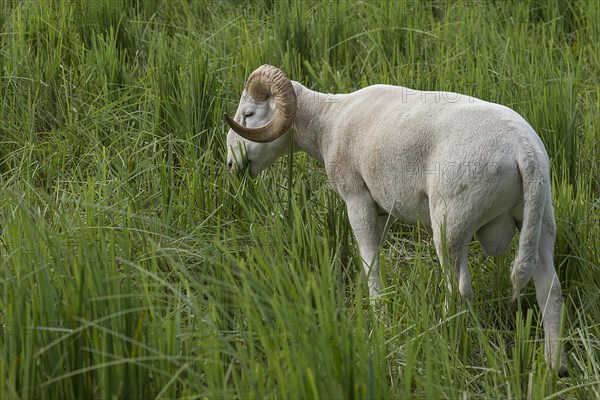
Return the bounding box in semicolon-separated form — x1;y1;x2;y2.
227;157;244;174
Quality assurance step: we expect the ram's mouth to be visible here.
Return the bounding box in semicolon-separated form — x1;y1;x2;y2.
228;160;246;174
227;156;259;178
227;145;251;175
248;162;262;178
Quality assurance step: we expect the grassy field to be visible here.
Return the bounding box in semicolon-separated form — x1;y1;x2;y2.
0;0;598;398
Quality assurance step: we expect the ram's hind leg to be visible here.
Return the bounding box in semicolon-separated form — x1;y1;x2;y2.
531;199;568;375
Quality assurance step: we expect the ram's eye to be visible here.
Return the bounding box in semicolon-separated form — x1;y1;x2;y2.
244;112;255;118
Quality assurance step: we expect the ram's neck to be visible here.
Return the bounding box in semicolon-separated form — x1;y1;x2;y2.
291;82;338;165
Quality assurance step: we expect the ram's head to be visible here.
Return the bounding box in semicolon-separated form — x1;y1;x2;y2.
224;65;297;177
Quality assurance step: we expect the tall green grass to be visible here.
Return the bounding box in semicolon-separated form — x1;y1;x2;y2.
0;0;598;398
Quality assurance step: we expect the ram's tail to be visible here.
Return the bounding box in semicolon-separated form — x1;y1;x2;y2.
511;137;550;299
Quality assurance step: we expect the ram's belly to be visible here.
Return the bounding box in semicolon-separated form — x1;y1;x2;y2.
366;172;432;227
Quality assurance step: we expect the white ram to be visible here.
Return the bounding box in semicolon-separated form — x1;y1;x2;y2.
224;64;567;374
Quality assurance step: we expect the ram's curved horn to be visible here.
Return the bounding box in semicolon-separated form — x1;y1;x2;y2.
224;65;297;143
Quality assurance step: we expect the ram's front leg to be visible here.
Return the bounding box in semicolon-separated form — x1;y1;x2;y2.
345;193;384;300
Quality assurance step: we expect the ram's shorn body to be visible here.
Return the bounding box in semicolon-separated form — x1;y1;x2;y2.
224;65;567;374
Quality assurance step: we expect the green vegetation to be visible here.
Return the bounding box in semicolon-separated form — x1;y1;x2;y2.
0;0;598;398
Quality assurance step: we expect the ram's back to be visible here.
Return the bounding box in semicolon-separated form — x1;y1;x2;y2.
325;85;538;226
